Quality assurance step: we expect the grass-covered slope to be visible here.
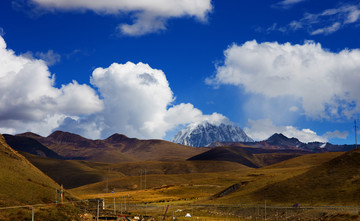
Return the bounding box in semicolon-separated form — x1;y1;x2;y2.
21;152;109;189
207;151;344;205
253;149;360;205
23;152;248;189
75;151;340;206
69;149;360;207
0;134;61;206
188;145;306;168
71;169;252;200
188;146;262;167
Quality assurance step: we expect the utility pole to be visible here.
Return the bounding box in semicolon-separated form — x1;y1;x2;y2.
120;196;123;215
60;184;64;204
106;176;109;193
97;199;100;221
114;197;116;215
144;168;147;190
140;169;142;190
55;188;57;203
125;196;127;212
264;200;267;221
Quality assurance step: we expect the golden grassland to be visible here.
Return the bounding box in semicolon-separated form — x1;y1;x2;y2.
0;134;84;220
4;131;360;220
23;153;249;189
72;151;348;207
254;148;360;205
66;150;360;220
0;134;61;207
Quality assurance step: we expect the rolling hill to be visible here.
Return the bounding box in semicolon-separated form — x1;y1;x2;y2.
252;148;360;205
188;146;262;167
183;151;344;205
188;145;306;168
73;151;342;202
0;134;61;206
16;131;208;163
20;152;110;189
3;134;63;159
22;151;249;189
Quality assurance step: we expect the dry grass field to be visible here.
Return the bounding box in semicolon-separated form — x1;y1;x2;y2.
0;134;83;220
66;150;360;220
3;132;360;220
72;151;347;206
0;134;61;207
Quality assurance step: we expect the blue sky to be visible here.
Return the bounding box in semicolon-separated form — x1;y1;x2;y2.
0;0;360;144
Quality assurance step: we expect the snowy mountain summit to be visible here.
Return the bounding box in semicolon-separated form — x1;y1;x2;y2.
171;121;253;147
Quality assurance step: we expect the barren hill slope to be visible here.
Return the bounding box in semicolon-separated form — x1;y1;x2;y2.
0;134;61;206
3;134;63;159
17;131;208;163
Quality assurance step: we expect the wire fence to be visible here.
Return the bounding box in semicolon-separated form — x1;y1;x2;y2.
1;200;360;220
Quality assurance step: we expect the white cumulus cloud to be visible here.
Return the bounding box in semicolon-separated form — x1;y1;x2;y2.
0;37;228;138
207;40;360;120
0;36;103;136
0;35;230;139
29;0;212;36
70;61;227;139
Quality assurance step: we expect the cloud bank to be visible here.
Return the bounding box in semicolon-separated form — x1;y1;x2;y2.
207;40;360;120
59;62;227;139
29;0;212;36
0;36;103;136
0;36;226;139
244;119;327;143
244;119;348;143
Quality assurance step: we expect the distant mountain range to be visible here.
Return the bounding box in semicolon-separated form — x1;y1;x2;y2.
211;133;357;153
4;131;207;163
2;129;357;169
171;121;253;147
171;121;357;153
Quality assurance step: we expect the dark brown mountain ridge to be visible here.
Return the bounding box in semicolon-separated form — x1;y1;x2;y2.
15;130;208;163
3;134;63;159
210;133;357;153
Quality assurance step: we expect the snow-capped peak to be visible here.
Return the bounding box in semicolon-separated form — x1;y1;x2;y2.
171;120;253;147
